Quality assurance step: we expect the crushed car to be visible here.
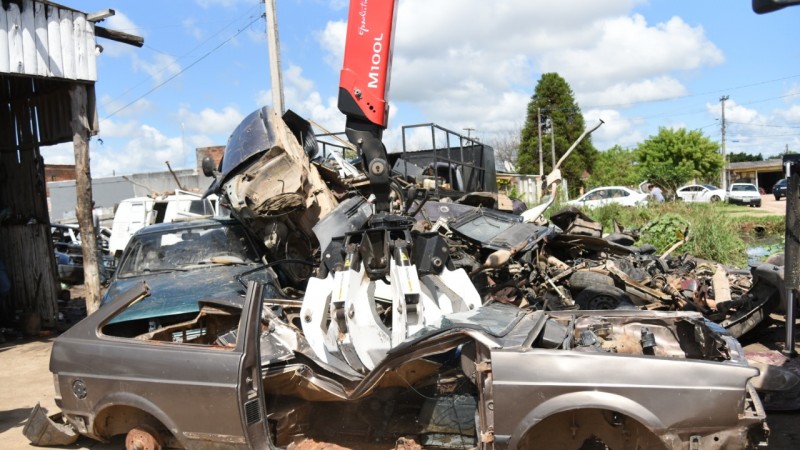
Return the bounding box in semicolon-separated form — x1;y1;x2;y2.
36;109;773;450
46;280;767;449
100;218;280;328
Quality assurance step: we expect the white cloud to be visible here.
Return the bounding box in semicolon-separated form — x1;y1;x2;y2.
584;109;643;150
97;118;141;139
183;17;204;41
40;142;75;166
91;125;187;177
282;64;346;133
314;0;721;142
178;106;246;134
132;53;183;85
317;20;347;70
99;95;154;118
100;12;144;57
580;77;688;108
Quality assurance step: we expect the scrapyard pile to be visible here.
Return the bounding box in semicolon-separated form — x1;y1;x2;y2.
218;107;786;343
211;108;780;446
34;108;784;449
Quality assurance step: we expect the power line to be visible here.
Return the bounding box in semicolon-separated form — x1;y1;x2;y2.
101;5;263;112
583;73;800;110
103;14;265;121
727;121;800;129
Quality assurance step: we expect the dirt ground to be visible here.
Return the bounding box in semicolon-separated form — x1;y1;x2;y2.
758;194;788;216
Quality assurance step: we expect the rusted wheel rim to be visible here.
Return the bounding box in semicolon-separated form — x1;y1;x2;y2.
125;425;163;450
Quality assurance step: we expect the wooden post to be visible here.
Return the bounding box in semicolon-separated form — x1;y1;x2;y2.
783;154;800;356
69;83;101;314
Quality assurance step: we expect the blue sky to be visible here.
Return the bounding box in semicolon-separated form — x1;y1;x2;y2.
42;0;800;177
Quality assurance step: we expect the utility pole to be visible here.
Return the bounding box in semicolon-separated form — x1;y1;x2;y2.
463;127;475;139
265;0;284;113
550;119;556;168
537;107;543;176
720;95;729;191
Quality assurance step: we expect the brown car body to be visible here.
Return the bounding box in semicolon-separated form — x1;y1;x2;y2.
49;281;767;449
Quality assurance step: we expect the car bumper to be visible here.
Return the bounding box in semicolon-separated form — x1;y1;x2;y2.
728;197;761;206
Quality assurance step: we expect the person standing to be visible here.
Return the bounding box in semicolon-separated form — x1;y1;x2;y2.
649;184;665;203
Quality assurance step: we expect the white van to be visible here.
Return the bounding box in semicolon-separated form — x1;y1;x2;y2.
108;191;218;259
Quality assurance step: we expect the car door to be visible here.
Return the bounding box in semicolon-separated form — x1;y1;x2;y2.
579;189;605;208
683;186;699;202
237;281;272;449
605;188;630;205
697;186;711;202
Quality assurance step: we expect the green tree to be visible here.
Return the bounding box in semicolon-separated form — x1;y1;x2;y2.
728;152;763;163
636;127;723;194
517;73;597;196
587;145;639;188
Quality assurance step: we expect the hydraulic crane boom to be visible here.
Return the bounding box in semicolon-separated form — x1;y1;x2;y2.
338;0;399;212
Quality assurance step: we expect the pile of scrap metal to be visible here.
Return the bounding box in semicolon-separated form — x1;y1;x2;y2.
207;107;785;342
29;108;775;449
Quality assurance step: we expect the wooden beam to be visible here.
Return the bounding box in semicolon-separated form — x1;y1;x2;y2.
94;25;144;48
69;83;101;314
87;9;115;23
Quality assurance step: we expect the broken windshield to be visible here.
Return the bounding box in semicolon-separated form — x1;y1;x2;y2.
117;223;260;278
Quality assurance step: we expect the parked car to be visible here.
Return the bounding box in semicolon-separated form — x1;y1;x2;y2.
727;183;762;207
773;178;788;200
675;184;727;202
51;223;115;285
566;186;648;208
46;280;768;449
100;218;277;329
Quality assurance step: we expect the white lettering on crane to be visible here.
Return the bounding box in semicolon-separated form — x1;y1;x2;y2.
367;33;384;89
358;0;369;35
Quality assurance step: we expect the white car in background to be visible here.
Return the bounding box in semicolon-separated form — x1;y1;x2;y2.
675;184;727;203
567;186;649;208
727;183;762;207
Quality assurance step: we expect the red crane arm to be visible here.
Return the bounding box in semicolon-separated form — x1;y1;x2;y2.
337;0;399;212
338;0;398;128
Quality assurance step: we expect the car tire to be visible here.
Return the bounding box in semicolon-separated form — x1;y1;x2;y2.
710;195;721;202
756;200;762;207
775;194;781;201
574;285;635;310
569;271;615;292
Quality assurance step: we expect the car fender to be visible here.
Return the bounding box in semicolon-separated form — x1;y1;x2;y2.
506;390;668;449
90;391;190;448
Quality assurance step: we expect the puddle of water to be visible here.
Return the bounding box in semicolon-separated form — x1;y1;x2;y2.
745;236;784;265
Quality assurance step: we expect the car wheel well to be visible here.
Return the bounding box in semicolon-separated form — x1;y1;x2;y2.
518;408;667;450
93;405;171;443
573;285;636;310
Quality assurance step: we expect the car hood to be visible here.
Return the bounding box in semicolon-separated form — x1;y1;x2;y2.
103;264;264;323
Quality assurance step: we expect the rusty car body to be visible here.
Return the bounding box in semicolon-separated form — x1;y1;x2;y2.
42;107;777;450
47;277;768;449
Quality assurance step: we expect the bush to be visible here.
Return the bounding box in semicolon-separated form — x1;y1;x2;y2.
577;202;777;267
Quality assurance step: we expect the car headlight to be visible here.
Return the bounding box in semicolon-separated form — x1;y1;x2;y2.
53;374;61;399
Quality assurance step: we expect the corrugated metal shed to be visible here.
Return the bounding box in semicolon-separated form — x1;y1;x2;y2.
0;0;97;81
0;1;107;329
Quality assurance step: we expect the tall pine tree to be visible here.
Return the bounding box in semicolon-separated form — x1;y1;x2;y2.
517;73;597;197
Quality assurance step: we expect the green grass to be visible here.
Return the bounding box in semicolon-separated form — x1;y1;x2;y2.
564;202;786;267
